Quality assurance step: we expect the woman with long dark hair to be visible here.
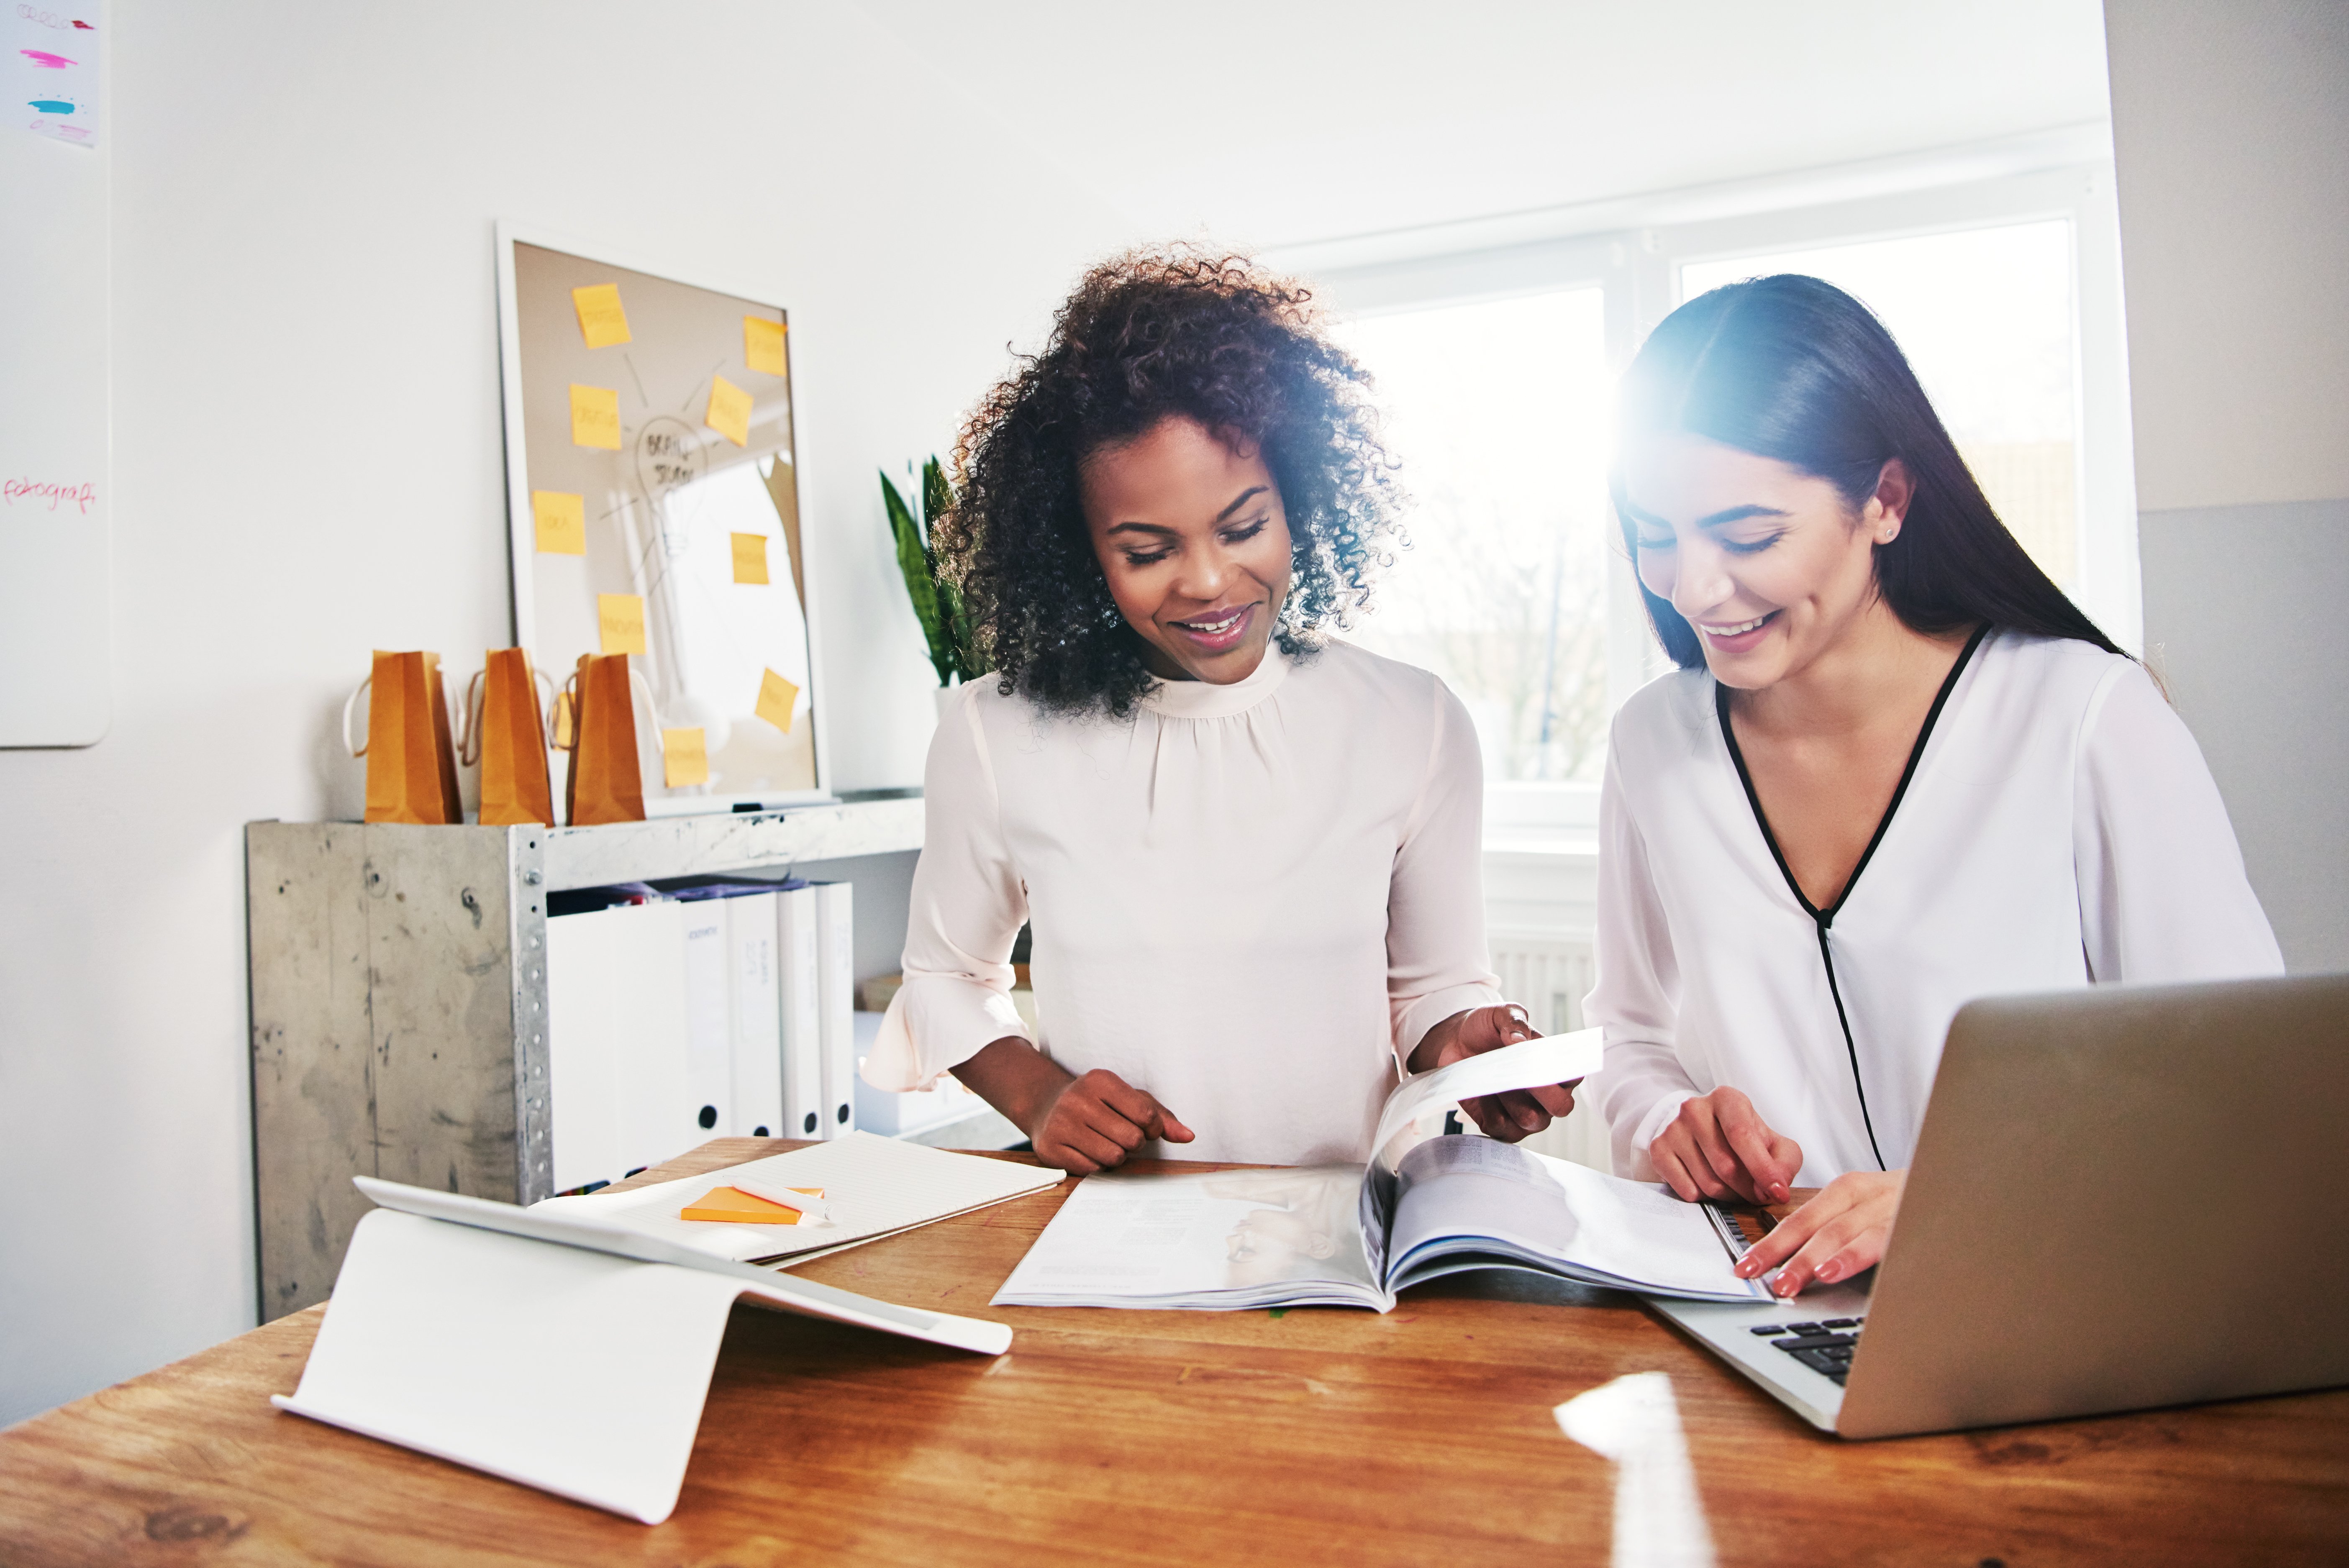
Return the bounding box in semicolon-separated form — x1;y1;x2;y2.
861;249;1571;1172
1584;275;2280;1297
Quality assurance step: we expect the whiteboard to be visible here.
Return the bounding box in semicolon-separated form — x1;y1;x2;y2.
0;3;109;747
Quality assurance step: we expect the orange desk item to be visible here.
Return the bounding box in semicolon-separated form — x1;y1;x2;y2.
679;1184;823;1225
1;1140;2344;1565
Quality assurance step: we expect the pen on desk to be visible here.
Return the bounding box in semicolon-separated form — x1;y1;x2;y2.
728;1177;836;1226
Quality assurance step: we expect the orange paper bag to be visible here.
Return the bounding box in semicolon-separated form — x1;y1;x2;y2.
356;650;464;825
563;653;647;826
466;648;556;827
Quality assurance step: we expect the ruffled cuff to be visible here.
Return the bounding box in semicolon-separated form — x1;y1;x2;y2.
859;973;1031;1092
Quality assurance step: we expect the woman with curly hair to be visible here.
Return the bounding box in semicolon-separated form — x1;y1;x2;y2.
860;250;1577;1173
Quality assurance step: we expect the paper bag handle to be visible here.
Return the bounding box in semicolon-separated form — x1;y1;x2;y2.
553;662;661;752
342;677;372;758
456;666;558;767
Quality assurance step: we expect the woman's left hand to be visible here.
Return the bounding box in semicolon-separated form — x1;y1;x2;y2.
1413;1004;1576;1143
1735;1169;1906;1297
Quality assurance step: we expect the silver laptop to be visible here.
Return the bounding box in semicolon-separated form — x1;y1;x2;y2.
1649;973;2349;1439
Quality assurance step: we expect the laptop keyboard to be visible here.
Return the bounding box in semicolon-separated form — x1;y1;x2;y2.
1745;1317;1865;1385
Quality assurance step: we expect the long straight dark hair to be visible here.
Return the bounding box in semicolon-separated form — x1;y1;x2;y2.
1613;274;2122;669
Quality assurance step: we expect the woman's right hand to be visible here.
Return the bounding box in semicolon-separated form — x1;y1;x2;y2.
1031;1068;1195;1175
1649;1086;1801;1206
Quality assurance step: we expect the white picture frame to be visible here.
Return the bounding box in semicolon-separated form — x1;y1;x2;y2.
494;221;831;814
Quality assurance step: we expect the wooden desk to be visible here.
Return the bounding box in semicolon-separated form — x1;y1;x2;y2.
3;1141;2344;1565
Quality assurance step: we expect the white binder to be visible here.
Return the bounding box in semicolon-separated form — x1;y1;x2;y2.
678;902;733;1142
814;882;857;1138
274;1178;1010;1524
547;901;694;1191
777;885;824;1139
724;892;784;1138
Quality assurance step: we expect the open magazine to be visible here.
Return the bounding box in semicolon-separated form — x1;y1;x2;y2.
992;1032;1769;1311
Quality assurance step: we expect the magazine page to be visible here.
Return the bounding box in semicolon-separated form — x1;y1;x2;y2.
992;1165;1384;1310
1382;1136;1763;1301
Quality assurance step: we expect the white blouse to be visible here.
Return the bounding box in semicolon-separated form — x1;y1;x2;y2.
1583;629;2283;1186
865;640;1506;1166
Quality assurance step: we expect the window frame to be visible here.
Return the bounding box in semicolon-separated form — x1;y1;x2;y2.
1303;152;2136;836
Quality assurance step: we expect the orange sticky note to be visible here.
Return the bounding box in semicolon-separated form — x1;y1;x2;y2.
744;315;788;377
572;283;632;349
705;374;752;448
662;726;709;788
532;490;585;555
730;531;769;585
680;1185;823;1225
755;668;800;733
598;593;646;656
570;383;622;450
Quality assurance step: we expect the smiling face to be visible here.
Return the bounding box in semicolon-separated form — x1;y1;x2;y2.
1079;416;1293;684
1619;433;1912;691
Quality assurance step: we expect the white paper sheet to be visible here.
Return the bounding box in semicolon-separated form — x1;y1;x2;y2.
533;1130;1064;1263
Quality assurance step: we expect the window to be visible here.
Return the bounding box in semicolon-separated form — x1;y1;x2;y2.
1680;220;2081;590
1335;290;1614;784
1305;156;2135;832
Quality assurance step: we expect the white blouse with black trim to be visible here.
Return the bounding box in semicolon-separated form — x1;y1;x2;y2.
1582;628;2284;1185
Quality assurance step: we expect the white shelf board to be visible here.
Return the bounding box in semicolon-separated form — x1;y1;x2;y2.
542;797;923;892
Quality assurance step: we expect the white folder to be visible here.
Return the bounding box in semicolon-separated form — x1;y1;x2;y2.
548;901;694;1191
547;908;620;1193
725;892;784;1139
814;881;856;1139
678;902;733;1142
777;885;823;1140
274;1178;1010;1524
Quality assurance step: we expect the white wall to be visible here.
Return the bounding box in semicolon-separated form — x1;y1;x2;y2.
2104;0;2349;971
0;0;1131;1425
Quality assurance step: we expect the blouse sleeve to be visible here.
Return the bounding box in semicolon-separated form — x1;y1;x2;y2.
1385;676;1506;1071
860;688;1033;1091
1581;743;1703;1180
2075;663;2285;982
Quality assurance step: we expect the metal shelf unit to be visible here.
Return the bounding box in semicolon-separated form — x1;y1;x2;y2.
245;799;924;1320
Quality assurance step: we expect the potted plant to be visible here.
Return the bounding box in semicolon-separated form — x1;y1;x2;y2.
881;458;981;713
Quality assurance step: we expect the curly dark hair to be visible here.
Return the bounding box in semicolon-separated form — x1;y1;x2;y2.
943;246;1403;717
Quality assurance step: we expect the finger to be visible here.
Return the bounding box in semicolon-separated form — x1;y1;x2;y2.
1059;1119;1133;1169
1041;1138;1101;1176
1715;1094;1794;1200
1650;1142;1713;1204
1157;1109;1196;1143
1770;1217;1863;1298
1737;1194;1831;1278
1686;1108;1764;1205
1089;1072;1165;1129
1459;1094;1525;1142
1769;1133;1803;1194
1495;1087;1551;1134
1075;1099;1149;1153
1526;1081;1576;1118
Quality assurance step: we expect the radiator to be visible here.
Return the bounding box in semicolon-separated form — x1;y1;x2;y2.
1486;930;1612;1171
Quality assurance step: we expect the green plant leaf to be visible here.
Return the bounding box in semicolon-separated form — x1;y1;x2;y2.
882;469;951;685
919;456;982;682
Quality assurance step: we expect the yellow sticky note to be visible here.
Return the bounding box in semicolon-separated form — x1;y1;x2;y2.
572;283;632;349
662;727;709;788
730;531;770;585
570;384;622;450
744;316;788;377
680;1185;823;1225
755;668;800;733
531;490;585;555
705;374;752;448
598;593;646;656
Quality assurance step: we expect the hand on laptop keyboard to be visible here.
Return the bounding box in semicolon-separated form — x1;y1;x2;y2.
1734;1169;1906;1297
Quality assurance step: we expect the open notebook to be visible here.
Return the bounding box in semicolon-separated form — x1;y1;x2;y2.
531;1130;1064;1265
994;1032;1769;1312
